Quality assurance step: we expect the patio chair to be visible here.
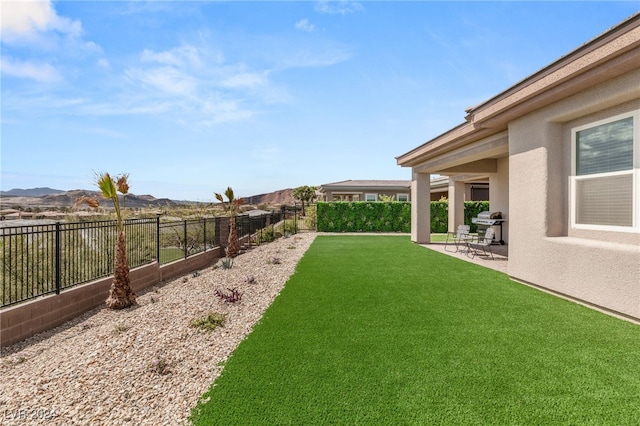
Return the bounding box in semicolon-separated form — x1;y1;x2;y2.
466;227;495;259
445;224;470;252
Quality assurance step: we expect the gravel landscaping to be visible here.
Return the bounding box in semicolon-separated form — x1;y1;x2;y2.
0;232;316;425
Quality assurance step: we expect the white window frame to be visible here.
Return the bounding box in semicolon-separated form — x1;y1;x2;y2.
570;110;639;232
397;193;409;202
365;193;377;202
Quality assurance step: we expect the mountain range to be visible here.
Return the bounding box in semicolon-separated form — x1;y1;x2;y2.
1;187;66;197
0;187;296;209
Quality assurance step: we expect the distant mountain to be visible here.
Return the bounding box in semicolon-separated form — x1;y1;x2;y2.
0;187;297;209
244;188;295;206
1;187;65;197
0;189;178;209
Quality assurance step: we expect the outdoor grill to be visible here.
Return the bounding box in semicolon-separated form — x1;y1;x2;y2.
472;211;506;245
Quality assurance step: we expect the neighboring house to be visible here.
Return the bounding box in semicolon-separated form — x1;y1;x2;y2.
318;180;411;202
397;14;640;320
318;178;487;202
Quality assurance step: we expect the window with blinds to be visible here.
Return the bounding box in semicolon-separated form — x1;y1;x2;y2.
572;113;637;230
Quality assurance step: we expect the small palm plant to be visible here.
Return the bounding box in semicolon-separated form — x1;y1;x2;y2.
101;173;137;308
74;172;136;309
76;172;137;309
214;187;244;258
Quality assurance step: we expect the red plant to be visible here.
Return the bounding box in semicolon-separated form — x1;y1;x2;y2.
214;287;243;303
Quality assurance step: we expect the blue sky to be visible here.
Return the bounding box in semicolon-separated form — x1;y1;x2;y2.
2;1;638;201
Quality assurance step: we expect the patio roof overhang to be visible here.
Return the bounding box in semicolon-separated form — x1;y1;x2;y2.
411;132;508;176
396;13;640;170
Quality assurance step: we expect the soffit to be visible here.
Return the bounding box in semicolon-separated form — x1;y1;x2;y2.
413;132;509;174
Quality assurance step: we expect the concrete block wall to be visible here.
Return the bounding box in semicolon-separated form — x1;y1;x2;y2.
1;247;225;348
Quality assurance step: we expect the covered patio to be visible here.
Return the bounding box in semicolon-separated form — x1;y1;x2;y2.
396;13;640;321
424;240;509;274
397;127;510;255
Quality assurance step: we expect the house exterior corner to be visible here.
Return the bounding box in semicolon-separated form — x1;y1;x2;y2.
397;13;640;320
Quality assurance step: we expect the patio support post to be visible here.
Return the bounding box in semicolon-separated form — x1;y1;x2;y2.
448;178;465;233
411;170;430;243
490;157;510;243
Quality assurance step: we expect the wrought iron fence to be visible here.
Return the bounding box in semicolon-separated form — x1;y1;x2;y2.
0;209;303;308
158;217;217;264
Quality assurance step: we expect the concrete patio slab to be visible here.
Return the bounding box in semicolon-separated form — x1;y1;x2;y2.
420;242;508;274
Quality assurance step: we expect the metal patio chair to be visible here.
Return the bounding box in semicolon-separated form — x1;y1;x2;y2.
445;224;470;252
466;227;495;259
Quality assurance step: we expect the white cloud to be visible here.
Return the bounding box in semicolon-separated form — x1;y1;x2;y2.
0;56;61;82
221;71;268;89
97;58;111;70
274;45;353;69
295;18;315;32
315;1;363;15
85;127;127;139
1;0;82;42
140;45;203;68
126;66;197;97
0;1;100;83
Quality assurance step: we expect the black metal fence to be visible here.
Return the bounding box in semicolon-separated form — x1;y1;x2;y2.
0;208;309;308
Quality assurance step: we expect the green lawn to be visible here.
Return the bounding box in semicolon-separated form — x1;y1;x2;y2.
430;232;448;243
191;235;640;425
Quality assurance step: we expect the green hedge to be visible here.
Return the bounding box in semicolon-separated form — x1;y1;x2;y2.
317;201;490;233
464;201;491;233
316;202;411;232
431;201;448;233
431;201;490;233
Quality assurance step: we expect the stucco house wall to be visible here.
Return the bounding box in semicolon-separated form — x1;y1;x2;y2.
508;70;640;318
397;13;640;321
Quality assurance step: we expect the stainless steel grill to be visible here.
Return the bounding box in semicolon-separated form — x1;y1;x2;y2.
472;211;506;245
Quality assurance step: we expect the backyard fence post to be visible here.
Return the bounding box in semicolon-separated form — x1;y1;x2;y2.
203;217;207;252
214;217;220;248
156;215;160;264
55;222;61;295
184;220;188;259
282;205;286;235
271;212;275;235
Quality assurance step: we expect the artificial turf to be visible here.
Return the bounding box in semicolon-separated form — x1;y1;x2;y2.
191;235;640;425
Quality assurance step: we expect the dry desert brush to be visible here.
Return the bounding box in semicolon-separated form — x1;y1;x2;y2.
215;288;243;303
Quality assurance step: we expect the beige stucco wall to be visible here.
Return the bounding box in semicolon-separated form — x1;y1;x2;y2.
508;68;640;319
490;157;509;243
411;172;431;243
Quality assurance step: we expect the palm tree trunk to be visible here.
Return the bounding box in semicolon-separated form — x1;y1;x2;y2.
226;216;240;258
106;231;137;309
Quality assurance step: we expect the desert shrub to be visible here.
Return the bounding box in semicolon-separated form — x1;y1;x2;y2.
256;227;275;244
190;312;227;331
220;258;233;269
215;288;243;303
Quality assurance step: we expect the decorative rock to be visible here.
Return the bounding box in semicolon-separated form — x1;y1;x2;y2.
0;233;316;425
